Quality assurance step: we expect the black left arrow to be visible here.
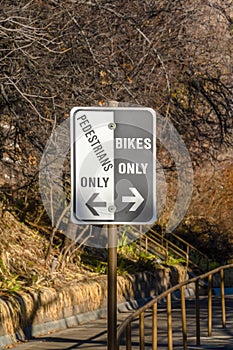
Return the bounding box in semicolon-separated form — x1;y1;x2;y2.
85;193;107;216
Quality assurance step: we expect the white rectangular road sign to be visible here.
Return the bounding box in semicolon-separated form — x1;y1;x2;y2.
70;107;156;225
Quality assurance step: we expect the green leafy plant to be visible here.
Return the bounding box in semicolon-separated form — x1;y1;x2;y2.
0;275;22;293
95;261;107;274
166;256;186;266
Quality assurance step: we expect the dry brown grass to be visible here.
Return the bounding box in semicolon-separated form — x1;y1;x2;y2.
190;156;233;234
0;208;111;341
175;154;233;261
0;208;101;292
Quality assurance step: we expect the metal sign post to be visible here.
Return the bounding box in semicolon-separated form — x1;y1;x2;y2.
107;224;117;350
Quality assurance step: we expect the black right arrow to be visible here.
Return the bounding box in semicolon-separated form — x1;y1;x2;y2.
86;193;107;216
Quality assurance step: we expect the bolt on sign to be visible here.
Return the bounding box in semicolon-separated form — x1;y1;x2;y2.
70;107;156;224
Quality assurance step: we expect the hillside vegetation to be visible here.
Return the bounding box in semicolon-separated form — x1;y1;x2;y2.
0;0;232;287
0;208;97;292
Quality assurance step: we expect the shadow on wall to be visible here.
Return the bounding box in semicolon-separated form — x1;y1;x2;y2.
119;266;187;303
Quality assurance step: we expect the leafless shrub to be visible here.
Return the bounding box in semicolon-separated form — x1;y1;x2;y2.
0;0;232;229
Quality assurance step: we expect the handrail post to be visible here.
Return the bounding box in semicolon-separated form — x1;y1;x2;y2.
126;323;132;350
152;303;158;350
165;241;169;263
186;253;189;268
165;249;169;263
139;312;145;350
208;274;212;336
145;237;148;254
139;225;143;253
180;286;187;350
167;292;173;350
195;279;201;345
220;269;226;328
162;229;165;247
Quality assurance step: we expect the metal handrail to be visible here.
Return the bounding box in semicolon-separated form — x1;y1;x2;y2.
138;228;189;266
129;226;210;272
168;231;211;270
137;235;169;262
148;227;211;271
169;231;209;259
117;263;233;349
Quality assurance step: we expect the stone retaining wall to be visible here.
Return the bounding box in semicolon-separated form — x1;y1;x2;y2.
0;266;187;349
